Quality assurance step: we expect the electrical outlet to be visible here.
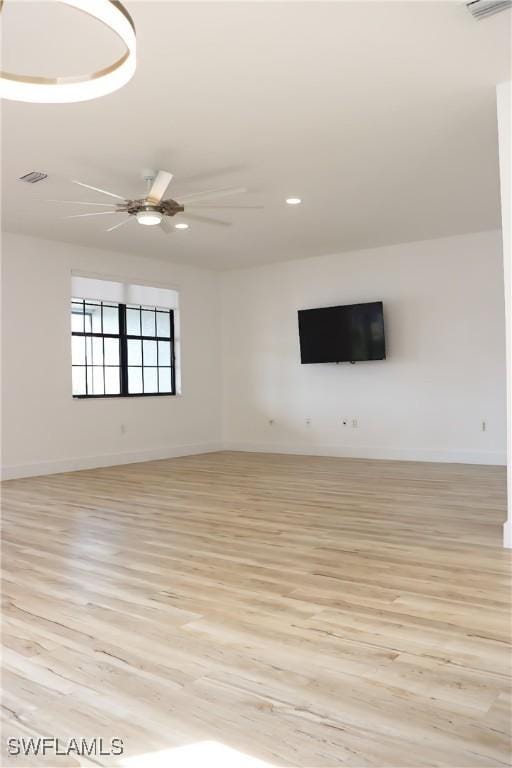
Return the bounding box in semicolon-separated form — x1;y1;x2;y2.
120;423;126;435
482;420;486;432
352;418;358;428
306;417;311;425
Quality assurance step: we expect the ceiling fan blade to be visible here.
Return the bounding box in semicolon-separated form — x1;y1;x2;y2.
64;211;125;219
159;217;174;234
185;204;263;209
177;186;247;204
48;199;119;207
147;170;173;204
72;180;126;201
183;213;231;227
106;217;133;232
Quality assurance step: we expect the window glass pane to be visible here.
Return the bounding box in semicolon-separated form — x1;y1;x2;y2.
85;303;102;333
128;339;142;366
87;366;104;395
143;339;157;366
141;309;156;336
104;338;119;366
158;367;172;393
91;337;103;367
71;336;85;365
126;307;140;335
72;366;86;395
158;340;171;366
71;304;84;332
102;304;119;334
105;367;121;395
94;367;104;395
143;366;158;393
156;311;170;338
85;336;93;365
128;367;143;394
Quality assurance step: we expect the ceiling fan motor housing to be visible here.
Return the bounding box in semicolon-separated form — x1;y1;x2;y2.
125;199;185;217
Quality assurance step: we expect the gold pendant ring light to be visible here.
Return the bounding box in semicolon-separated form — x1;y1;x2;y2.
0;0;136;103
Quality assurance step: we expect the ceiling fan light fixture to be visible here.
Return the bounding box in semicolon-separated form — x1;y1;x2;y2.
0;0;136;104
136;210;162;226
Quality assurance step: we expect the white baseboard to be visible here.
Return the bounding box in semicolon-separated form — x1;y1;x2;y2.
222;441;507;466
2;440;505;481
1;442;222;481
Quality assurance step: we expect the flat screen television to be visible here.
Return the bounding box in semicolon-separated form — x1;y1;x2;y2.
298;301;386;364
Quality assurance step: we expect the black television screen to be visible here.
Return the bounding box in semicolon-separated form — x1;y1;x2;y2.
298;301;386;364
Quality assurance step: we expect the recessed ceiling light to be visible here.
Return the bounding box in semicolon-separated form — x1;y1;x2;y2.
175;223;189;230
0;0;136;103
136;210;162;226
286;197;302;205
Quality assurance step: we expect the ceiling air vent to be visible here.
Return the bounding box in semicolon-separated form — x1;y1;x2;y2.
466;0;512;19
19;171;48;183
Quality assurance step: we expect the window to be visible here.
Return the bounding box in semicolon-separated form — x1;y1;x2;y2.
71;300;175;397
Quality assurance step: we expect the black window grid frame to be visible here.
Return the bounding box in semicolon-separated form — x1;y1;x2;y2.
71;300;176;398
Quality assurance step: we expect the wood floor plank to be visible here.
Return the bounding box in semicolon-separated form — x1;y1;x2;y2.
1;451;510;767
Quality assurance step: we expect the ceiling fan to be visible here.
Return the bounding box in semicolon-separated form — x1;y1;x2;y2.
48;170;262;233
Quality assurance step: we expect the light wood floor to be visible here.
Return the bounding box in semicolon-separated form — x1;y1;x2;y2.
1;452;510;767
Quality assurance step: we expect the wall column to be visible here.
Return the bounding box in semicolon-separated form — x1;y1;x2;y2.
497;81;511;548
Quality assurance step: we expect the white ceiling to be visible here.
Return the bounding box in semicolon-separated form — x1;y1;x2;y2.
1;1;510;270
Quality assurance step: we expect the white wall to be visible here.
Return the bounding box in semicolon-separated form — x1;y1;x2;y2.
497;81;511;547
1;228;506;479
1;232;222;478
221;230;506;465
